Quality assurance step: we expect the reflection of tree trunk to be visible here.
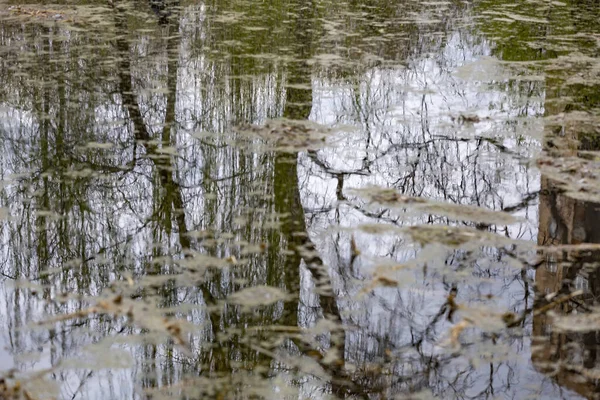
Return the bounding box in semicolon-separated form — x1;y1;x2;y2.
112;1;236;385
272;3;354;395
274;149;352;397
35;27;52;298
114;4;152;144
275;76;312;324
113;0;357;395
534;181;600;398
157;9;189;253
114;1;187;249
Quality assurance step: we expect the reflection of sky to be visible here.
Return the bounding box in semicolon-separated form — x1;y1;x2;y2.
298;31;570;399
0;8;584;400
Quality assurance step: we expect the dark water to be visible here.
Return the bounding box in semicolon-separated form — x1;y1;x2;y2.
0;0;598;398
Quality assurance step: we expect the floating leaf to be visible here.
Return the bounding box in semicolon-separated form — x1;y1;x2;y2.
228;285;288;307
350;187;518;225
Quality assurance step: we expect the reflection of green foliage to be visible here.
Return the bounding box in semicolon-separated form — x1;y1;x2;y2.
478;0;600;152
198;0;314;75
579;129;600;151
476;0;599;62
563;83;600;113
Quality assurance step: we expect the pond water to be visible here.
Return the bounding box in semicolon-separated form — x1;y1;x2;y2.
0;0;599;398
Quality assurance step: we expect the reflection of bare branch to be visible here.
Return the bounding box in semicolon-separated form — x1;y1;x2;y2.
69;370;93;400
307;150;370;177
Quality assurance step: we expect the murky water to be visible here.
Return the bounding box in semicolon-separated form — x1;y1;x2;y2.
0;0;598;398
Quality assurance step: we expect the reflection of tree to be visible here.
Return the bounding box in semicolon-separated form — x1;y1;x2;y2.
533;39;600;400
0;0;582;399
112;0;358;397
272;2;358;395
475;0;600;397
535;185;600;398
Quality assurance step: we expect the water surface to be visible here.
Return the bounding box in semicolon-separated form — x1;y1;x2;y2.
0;0;599;398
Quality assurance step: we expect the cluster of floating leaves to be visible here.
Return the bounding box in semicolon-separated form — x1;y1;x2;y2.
233;119;342;152
350;187;518;225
